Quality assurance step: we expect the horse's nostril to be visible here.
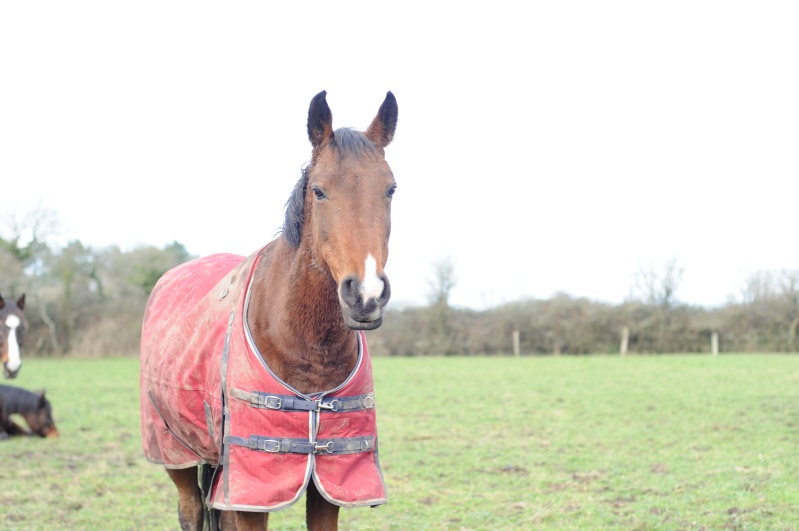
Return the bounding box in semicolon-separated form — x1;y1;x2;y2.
378;274;391;304
340;275;359;306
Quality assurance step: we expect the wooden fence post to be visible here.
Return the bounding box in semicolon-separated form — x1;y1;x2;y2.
711;332;718;355
512;330;520;357
620;327;629;357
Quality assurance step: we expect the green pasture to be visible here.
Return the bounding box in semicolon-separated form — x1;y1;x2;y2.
1;354;798;530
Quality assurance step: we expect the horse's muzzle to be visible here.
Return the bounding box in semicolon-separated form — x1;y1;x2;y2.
338;274;391;330
3;363;20;379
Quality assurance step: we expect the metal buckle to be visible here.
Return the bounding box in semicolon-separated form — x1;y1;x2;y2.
263;395;282;410
363;395;375;409
318;399;338;411
314;441;333;454
262;439;281;453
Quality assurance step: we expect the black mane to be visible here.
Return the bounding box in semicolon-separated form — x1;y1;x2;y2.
281;128;379;247
282;167;309;247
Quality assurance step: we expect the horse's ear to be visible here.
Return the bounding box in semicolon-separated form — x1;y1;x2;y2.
37;390;47;406
16;294;25;310
307;90;333;149
0;294;4;309
365;91;398;149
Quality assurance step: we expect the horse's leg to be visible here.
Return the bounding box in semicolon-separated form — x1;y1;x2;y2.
306;481;339;531
0;418;10;439
234;510;268;530
166;467;204;531
218;510;238;529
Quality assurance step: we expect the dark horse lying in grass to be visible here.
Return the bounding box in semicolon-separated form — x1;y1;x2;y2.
0;385;59;439
140;90;398;530
0;293;26;379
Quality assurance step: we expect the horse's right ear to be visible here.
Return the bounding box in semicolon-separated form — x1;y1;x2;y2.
307;90;333;149
17;294;25;310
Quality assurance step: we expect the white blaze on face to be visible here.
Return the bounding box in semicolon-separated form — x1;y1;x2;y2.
5;314;21;372
361;254;384;300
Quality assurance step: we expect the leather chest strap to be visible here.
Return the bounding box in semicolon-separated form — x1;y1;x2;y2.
223;435;375;456
230;388;375;412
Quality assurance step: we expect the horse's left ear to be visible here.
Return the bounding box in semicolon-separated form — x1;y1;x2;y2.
37;390;47;406
17;294;25;310
366;91;398;149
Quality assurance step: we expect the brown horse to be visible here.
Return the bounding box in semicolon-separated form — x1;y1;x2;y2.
0;294;26;379
140;90;398;530
0;385;59;439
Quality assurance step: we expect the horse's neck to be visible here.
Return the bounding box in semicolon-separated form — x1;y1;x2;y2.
246;240;359;395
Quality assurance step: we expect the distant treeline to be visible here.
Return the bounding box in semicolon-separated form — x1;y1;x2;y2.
367;288;799;356
368;258;799;356
2;215;798;356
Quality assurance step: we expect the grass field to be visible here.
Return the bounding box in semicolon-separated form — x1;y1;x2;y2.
1;354;798;530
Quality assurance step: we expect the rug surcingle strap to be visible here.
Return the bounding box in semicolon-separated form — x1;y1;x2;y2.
229;388;375;412
224;435;375;455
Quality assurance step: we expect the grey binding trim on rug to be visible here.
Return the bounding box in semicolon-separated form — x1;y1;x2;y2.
220;310;235;505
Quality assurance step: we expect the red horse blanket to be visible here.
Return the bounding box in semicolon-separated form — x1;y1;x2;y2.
140;249;386;511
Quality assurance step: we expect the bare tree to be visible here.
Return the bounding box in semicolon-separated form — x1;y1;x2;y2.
424;256;458;355
0;203;61;271
745;269;799;352
426;256;457;308
628;257;686;353
781;271;799;351
631;257;684;308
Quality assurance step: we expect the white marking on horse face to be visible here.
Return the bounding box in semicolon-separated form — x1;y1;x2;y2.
5;314;21;372
361;254;384;300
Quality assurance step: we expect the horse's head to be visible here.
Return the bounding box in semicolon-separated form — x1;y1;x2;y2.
0;294;26;379
285;91;398;331
26;390;59;438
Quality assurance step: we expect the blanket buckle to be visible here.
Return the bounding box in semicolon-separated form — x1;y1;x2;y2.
261;439;281;453
263;395;282;410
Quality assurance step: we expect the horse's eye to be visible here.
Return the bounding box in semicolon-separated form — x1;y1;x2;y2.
313;187;326;200
386;185;397;198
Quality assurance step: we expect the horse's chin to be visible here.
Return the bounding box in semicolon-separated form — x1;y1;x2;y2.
343;314;384;331
3;367;19;379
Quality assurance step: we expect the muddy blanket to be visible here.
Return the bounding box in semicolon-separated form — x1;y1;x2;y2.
140;249;386;511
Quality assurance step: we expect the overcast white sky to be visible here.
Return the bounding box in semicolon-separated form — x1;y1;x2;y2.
2;2;797;310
